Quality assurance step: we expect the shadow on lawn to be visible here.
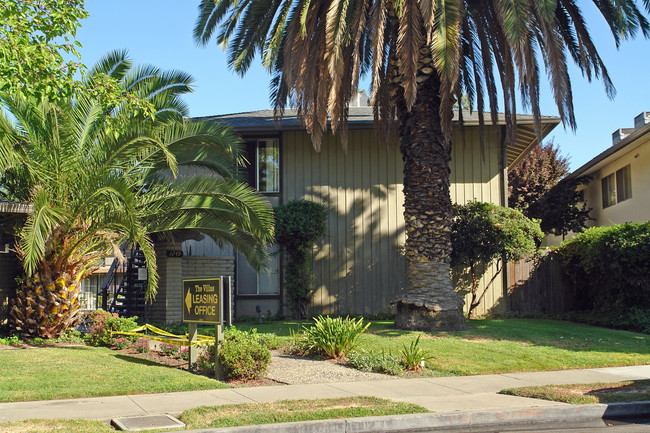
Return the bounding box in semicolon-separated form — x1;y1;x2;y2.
366;319;649;355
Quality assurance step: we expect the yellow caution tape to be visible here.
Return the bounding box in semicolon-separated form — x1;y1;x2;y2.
111;323;215;347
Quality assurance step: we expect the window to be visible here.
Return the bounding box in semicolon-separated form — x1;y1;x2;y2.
254;139;279;193
601;165;632;208
236;246;280;295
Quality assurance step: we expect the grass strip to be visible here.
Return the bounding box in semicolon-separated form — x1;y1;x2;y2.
0;346;227;402
0;397;428;432
0;419;114;433
500;379;650;404
180;396;428;428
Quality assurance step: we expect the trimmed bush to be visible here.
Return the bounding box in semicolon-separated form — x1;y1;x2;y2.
218;337;271;380
274;199;328;318
557;222;650;332
84;310;138;346
198;328;272;380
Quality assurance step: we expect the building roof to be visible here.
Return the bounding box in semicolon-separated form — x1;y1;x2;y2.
199;107;560;168
570;121;650;178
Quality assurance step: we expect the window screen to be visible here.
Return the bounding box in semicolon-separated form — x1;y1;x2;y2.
257;140;279;193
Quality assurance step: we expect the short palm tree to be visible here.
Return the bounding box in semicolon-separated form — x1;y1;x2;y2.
195;0;649;330
0;51;274;338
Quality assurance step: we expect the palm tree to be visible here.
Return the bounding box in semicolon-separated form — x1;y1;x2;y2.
0;51;274;338
195;0;649;330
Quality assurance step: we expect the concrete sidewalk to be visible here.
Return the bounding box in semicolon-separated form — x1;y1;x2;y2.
1;365;649;424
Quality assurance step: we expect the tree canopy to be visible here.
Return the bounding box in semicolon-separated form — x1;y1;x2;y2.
451;201;542;318
1;51;275;337
0;0;87;101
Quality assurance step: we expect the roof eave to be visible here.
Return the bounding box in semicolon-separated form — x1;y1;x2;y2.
570;122;650;179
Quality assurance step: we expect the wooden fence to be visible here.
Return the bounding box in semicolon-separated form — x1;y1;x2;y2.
508;254;578;314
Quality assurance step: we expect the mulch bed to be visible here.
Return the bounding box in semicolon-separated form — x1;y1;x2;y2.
114;346;282;387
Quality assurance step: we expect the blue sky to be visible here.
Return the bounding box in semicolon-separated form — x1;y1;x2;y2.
77;1;650;170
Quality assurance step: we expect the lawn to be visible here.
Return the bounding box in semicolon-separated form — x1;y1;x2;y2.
0;397;427;432
501;380;650;404
0;346;227;402
1;319;648;403
237;318;650;376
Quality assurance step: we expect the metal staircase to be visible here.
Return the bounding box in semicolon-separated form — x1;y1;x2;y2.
100;245;148;319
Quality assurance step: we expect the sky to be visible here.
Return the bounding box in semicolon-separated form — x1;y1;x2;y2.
76;1;650;171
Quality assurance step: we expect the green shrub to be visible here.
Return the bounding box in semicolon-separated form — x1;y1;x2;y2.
198;329;272;380
84;310;138;346
180;347;190;360
114;337;131;350
283;329;311;356
400;335;433;371
133;338;150;353
301;315;370;359
0;334;21;346
225;326;280;350
452;202;542;318
218;337;271;380
160;343;180;357
274;200;328;318
557;222;650;332
196;351;214;376
347;349;403;375
55;330;84;343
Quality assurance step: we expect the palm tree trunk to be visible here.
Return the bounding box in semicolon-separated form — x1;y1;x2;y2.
392;62;467;331
10;266;83;338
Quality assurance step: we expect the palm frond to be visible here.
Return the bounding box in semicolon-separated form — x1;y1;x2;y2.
19;188;65;275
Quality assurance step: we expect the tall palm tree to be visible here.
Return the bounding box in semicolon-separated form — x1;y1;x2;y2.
0;51;274;338
195;0;649;330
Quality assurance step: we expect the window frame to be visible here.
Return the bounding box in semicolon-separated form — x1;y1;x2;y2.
235;246;281;297
254;138;280;194
601;165;632;209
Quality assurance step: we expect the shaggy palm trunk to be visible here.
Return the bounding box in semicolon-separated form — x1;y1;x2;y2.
392;55;467;331
10;267;82;338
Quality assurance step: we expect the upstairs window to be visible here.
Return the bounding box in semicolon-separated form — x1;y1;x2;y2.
256;139;279;193
244;139;279;193
602;165;632;208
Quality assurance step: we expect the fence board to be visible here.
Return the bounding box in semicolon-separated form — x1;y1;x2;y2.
508;254;577;314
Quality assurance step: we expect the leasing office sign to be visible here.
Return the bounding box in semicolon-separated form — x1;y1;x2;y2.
182;278;222;324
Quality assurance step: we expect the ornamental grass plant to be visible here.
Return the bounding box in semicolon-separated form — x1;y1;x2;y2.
301;316;370;359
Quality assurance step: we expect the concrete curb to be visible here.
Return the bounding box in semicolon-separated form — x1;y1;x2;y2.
170;401;650;433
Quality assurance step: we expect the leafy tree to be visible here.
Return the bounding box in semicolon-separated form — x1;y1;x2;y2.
0;0;88;101
508;141;591;238
527;176;592;238
451;202;542;318
195;0;649;331
0;52;274;338
274;200;327;319
508;141;570;212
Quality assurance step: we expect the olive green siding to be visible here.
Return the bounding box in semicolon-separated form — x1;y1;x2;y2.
282;126;506;317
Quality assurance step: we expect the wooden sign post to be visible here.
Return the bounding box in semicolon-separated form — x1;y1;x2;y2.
182;278;223;380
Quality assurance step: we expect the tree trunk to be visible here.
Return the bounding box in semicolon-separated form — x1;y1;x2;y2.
10;266;83;339
392;57;467;331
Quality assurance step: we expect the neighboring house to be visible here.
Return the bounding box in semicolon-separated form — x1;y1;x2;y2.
571;111;650;227
148;106;559;322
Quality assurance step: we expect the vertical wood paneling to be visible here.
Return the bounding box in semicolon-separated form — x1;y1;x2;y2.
282;126;506;316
